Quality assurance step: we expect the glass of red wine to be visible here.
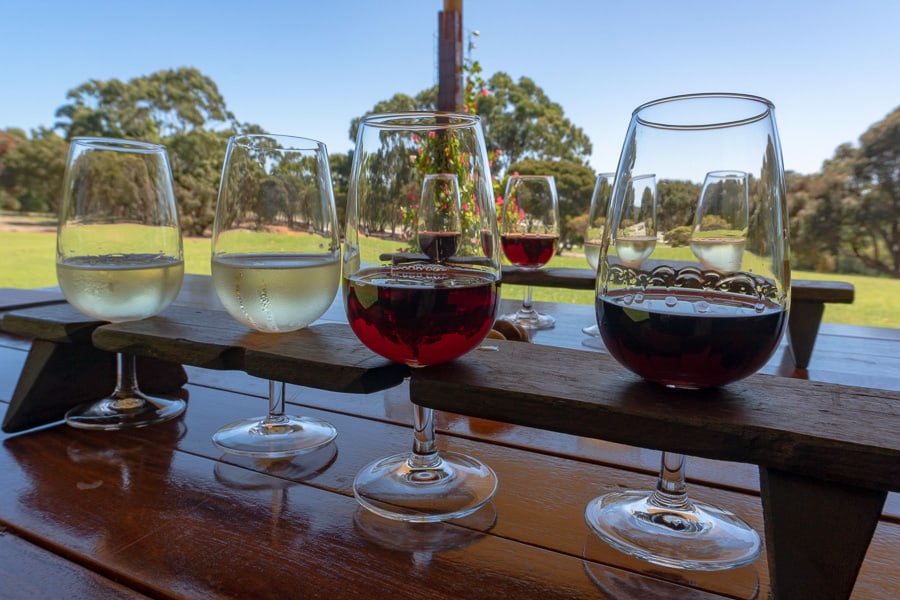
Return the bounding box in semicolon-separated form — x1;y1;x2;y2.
343;112;502;522
416;173;462;264
586;93;790;570
499;175;560;330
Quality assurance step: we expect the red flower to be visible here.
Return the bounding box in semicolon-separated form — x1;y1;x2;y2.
481;88;490;97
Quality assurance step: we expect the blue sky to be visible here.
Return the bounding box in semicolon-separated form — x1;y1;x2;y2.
3;0;899;175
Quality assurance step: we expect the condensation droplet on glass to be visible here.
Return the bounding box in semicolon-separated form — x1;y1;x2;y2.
623;294;634;305
696;301;710;314
665;296;678;307
634;293;644;304
755;302;766;313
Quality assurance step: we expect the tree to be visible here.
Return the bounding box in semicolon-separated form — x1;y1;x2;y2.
47;68;260;236
352;71;592;181
849;106;900;277
54;67;236;142
788;108;900;278
0;127;68;212
475;72;592;174
166;128;232;236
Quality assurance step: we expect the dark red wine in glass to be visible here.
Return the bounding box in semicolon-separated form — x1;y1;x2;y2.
418;231;460;263
501;233;559;268
344;265;499;367
598;289;786;389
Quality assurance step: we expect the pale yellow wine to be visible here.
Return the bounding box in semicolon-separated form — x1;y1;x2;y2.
211;253;341;332
57;255;184;322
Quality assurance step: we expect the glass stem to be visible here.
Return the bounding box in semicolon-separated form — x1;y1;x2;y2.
521;285;535;313
265;380;289;425
409;404;441;469
109;353;144;410
649;452;693;511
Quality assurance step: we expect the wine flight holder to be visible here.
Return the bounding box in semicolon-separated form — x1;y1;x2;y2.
2;293;894;600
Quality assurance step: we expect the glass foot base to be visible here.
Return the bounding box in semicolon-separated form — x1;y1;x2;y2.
584;490;761;571
65;393;186;430
500;309;555;331
353;451;498;523
212;415;337;459
582;323;600;337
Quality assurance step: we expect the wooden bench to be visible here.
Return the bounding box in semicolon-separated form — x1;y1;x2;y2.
501;266;855;369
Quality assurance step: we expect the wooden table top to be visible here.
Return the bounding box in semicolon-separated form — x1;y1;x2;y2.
0;278;897;599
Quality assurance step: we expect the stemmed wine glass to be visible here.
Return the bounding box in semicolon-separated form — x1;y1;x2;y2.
416;173;462;264
582;172;615;339
691;170;750;273
210;134;341;458
344;112;502;522
585;93;790;570
499;175;560;330
57;137;186;429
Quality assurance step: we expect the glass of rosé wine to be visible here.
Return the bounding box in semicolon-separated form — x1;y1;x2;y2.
343;112;502;522
585;93;790;571
582;172;615;341
210;134;341;458
57;137;186;430
498;174;560;330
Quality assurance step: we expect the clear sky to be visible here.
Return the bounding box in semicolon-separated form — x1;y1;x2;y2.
3;0;899;175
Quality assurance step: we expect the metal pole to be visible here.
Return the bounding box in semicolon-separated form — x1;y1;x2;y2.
438;0;463;111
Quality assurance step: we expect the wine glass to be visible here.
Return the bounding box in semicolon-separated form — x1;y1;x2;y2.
499;175;560;330
210;134;341;458
57;137;186;429
614;174;658;268
344;112;501;522
416;173;462;264
691;170;750;273
586;93;790;570
582;172;615;339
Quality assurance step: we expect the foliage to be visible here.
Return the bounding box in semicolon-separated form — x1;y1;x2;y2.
0;68;272;236
1;58;899;281
788;106;900;277
474;72;592;174
0;128;68;212
54;67;236;142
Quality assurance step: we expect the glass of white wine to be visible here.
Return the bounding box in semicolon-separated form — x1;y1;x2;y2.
57;137;186;429
582;172;615;341
613;174;657;269
210;134;341;458
691;170;750;273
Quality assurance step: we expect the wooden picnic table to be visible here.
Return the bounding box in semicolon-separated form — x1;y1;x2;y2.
0;275;896;599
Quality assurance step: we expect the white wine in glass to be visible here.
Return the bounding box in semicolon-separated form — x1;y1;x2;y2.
57;137;186;429
582;172;614;339
210;134;341;458
691;170;750;273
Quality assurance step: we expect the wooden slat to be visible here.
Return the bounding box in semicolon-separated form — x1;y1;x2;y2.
1;337;898;598
92;305;409;394
0;287;65;312
410;340;900;493
0;531;150;599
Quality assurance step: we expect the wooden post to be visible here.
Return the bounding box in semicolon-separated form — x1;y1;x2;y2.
438;0;463;111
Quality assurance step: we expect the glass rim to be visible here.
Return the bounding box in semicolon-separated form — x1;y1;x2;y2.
229;133;326;152
633;93;774;130
359;111;482;131
71;137;166;153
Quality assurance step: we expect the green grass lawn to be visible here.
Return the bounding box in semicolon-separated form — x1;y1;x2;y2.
2;230;897;329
